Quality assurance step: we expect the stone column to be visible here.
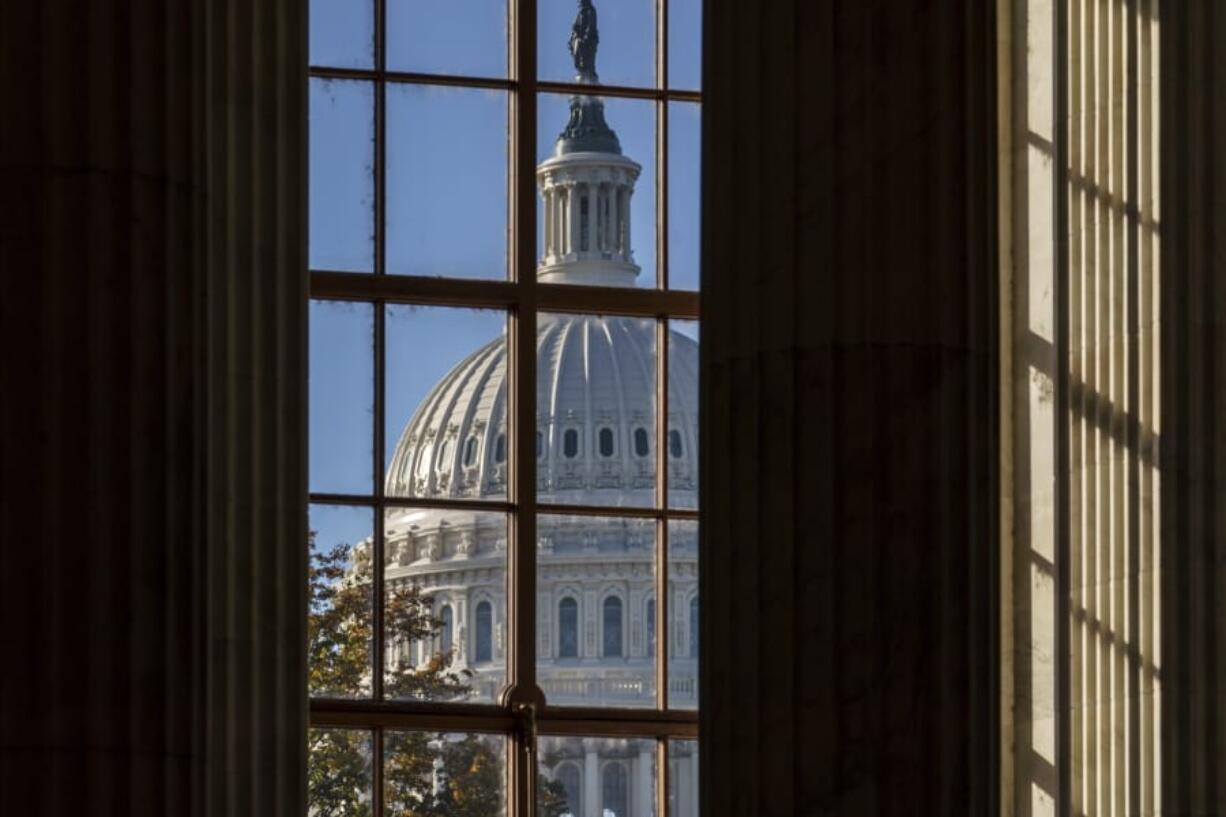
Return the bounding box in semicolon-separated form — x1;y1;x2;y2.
0;1;307;814
568;184;581;256
635;747;652;817
1158;3;1226;814
583;742;600;817
702;1;995;815
688;751;699;817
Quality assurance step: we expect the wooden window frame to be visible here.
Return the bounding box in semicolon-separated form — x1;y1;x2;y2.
308;1;701;816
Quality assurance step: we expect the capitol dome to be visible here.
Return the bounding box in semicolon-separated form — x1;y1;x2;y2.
385;314;699;507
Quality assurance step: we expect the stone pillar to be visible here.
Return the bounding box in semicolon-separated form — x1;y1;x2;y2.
0;1;307;814
1158;3;1226;814
635;747;652;817
688;751;699;817
568;184;581;256
701;1;995;815
583;743;600;817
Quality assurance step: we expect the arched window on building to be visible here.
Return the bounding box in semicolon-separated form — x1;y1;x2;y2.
536;430;544;460
556;762;581;817
602;762;628;817
558;597;579;658
475;600;493;663
646;598;656;657
563;427;580;459
689;596;699;658
440;604;453;655
633;427;650;457
668;428;684;459
494;432;506;463
598;426;615;457
463;435;479;467
603;596;623;658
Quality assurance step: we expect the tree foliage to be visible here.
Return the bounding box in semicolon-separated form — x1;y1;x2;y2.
308;533;570;817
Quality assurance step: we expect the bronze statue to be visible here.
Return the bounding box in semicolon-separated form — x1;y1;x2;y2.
569;0;599;82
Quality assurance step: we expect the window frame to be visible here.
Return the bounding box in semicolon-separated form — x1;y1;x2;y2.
307;1;700;816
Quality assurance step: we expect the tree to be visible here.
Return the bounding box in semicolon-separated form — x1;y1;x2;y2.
308;533;569;817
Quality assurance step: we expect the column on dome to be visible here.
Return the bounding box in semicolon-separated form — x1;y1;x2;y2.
543;186;553;259
568;182;580;256
688;751;699;817
553;185;564;257
583;745;600;817
635;747;652;817
603;184;614;252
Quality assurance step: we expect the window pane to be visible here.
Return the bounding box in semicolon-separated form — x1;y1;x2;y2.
387;0;508;77
667;0;702;91
385;731;506;817
667;518;697;710
385;305;508;501
310;300;373;495
387;85;508;279
667;740;699;817
309;504;375;698
667;102;701;291
309;728;373;815
538;736;658;817
538;93;657;288
667;321;699;509
537;314;656;508
310;0;374;69
538;0;655;89
310;78;374;272
384;508;507;703
537;515;655;708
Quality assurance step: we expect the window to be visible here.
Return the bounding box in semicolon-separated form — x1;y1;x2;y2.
603;596;623;658
668;428;684;459
689;596;698;658
558;597;579;659
598;427;616;457
634;427;650;458
646;598;656;657
475;600;493;663
308;0;701;813
563;427;580;459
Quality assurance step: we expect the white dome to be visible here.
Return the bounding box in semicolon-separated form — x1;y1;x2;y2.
385;313;699;507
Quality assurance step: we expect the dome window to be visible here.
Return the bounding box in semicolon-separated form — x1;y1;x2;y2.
440;605;454;656
558;598;579;658
536;430;544;460
668;429;684;459
602;596;623;658
563;428;581;459
633;427;650;458
463;436;479;467
494;433;506;463
474;601;493;663
598;427;616;457
437;439;451;466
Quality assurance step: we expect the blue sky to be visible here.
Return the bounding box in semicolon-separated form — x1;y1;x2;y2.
308;0;701;553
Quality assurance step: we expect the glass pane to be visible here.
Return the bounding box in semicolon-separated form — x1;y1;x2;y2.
310;299;373;495
385;731;506;816
309;504;375;698
667;0;702;91
668;740;699;817
667;103;701;292
667;518;698;710
536;314;656;507
387;84;508;279
538;735;658;817
539;0;655;89
667;321;698;509
384;508;508;703
310;0;374;69
538;93;657;288
310;78;374;272
308;728;373;815
536;515;655;708
385;305;508;501
387;0;508;77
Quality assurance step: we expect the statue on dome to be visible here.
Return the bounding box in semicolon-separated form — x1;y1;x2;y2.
569;0;599;82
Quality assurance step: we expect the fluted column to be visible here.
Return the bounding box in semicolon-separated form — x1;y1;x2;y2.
0;1;306;814
635;747;652;817
701;1;996;816
584;743;600;817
